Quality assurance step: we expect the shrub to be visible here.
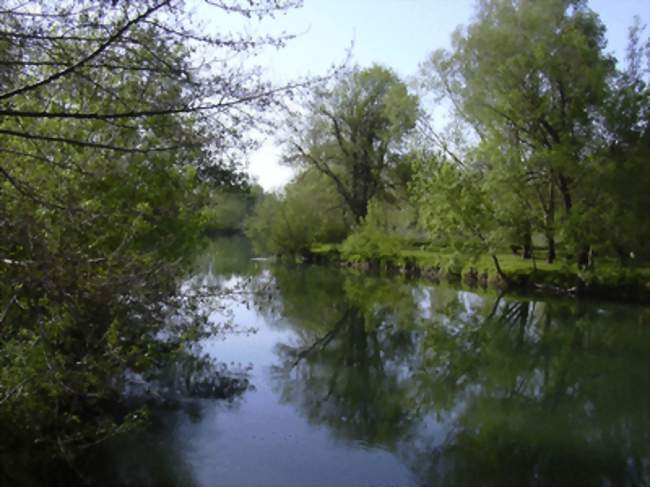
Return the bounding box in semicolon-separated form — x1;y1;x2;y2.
340;201;403;261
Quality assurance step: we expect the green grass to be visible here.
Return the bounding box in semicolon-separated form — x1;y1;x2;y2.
310;243;650;299
311;243;341;254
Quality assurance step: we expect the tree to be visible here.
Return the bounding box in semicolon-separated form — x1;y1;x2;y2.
245;169;350;256
419;0;618;265
202;184;262;235
594;17;650;263
411;155;510;280
0;0;300;160
284;65;419;223
0;0;302;478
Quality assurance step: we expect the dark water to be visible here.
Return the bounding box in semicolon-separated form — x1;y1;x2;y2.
94;237;650;486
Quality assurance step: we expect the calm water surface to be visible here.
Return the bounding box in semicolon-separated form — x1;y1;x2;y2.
97;237;650;486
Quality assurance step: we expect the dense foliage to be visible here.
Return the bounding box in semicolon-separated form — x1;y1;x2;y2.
339;200;404;262
284;65;419;223
414;0;650;269
0;0;300;478
245;169;350;256
203;185;263;235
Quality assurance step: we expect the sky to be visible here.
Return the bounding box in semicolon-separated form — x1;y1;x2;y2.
200;0;650;191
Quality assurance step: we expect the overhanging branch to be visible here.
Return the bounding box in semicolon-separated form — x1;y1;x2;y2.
0;1;171;102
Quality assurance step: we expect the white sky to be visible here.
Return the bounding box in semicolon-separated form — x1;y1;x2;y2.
200;0;650;191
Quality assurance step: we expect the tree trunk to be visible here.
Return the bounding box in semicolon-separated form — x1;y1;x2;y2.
353;199;369;224
491;254;510;285
545;176;556;264
522;231;533;259
547;235;556;264
558;174;573;212
577;245;593;270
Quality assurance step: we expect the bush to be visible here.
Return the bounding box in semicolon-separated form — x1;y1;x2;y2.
245;170;350;256
340;202;403;261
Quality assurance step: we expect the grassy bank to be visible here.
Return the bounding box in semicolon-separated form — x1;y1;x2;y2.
309;244;650;303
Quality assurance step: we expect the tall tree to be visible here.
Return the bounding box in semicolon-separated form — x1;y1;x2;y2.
594;17;650;263
284;65;418;223
419;0;618;265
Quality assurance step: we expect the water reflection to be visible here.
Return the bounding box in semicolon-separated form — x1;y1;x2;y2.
60;239;650;486
413;295;650;486
256;264;650;486
265;269;420;451
193;237;258;280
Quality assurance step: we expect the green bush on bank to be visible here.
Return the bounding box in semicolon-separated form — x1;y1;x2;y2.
312;243;650;300
340;224;403;262
245;171;350;257
340;202;404;262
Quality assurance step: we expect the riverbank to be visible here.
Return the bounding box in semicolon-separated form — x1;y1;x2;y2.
308;244;650;303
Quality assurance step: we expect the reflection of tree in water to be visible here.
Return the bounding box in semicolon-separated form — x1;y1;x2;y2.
263;266;423;447
84;422;201;487
191;236;259;285
261;265;650;485
68;351;252;487
4;351;251;487
410;296;650;486
274;305;419;446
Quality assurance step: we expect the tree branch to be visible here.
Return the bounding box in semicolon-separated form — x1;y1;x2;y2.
0;1;171;102
291;142;356;215
0;128;193;153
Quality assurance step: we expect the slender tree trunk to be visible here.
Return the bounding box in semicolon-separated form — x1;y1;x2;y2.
558;174;572;212
522;230;533;260
577;245;593;270
547;236;556;264
545;176;556;264
491;254;510;285
559;174;592;269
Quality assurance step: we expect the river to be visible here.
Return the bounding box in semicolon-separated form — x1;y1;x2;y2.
89;237;649;486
